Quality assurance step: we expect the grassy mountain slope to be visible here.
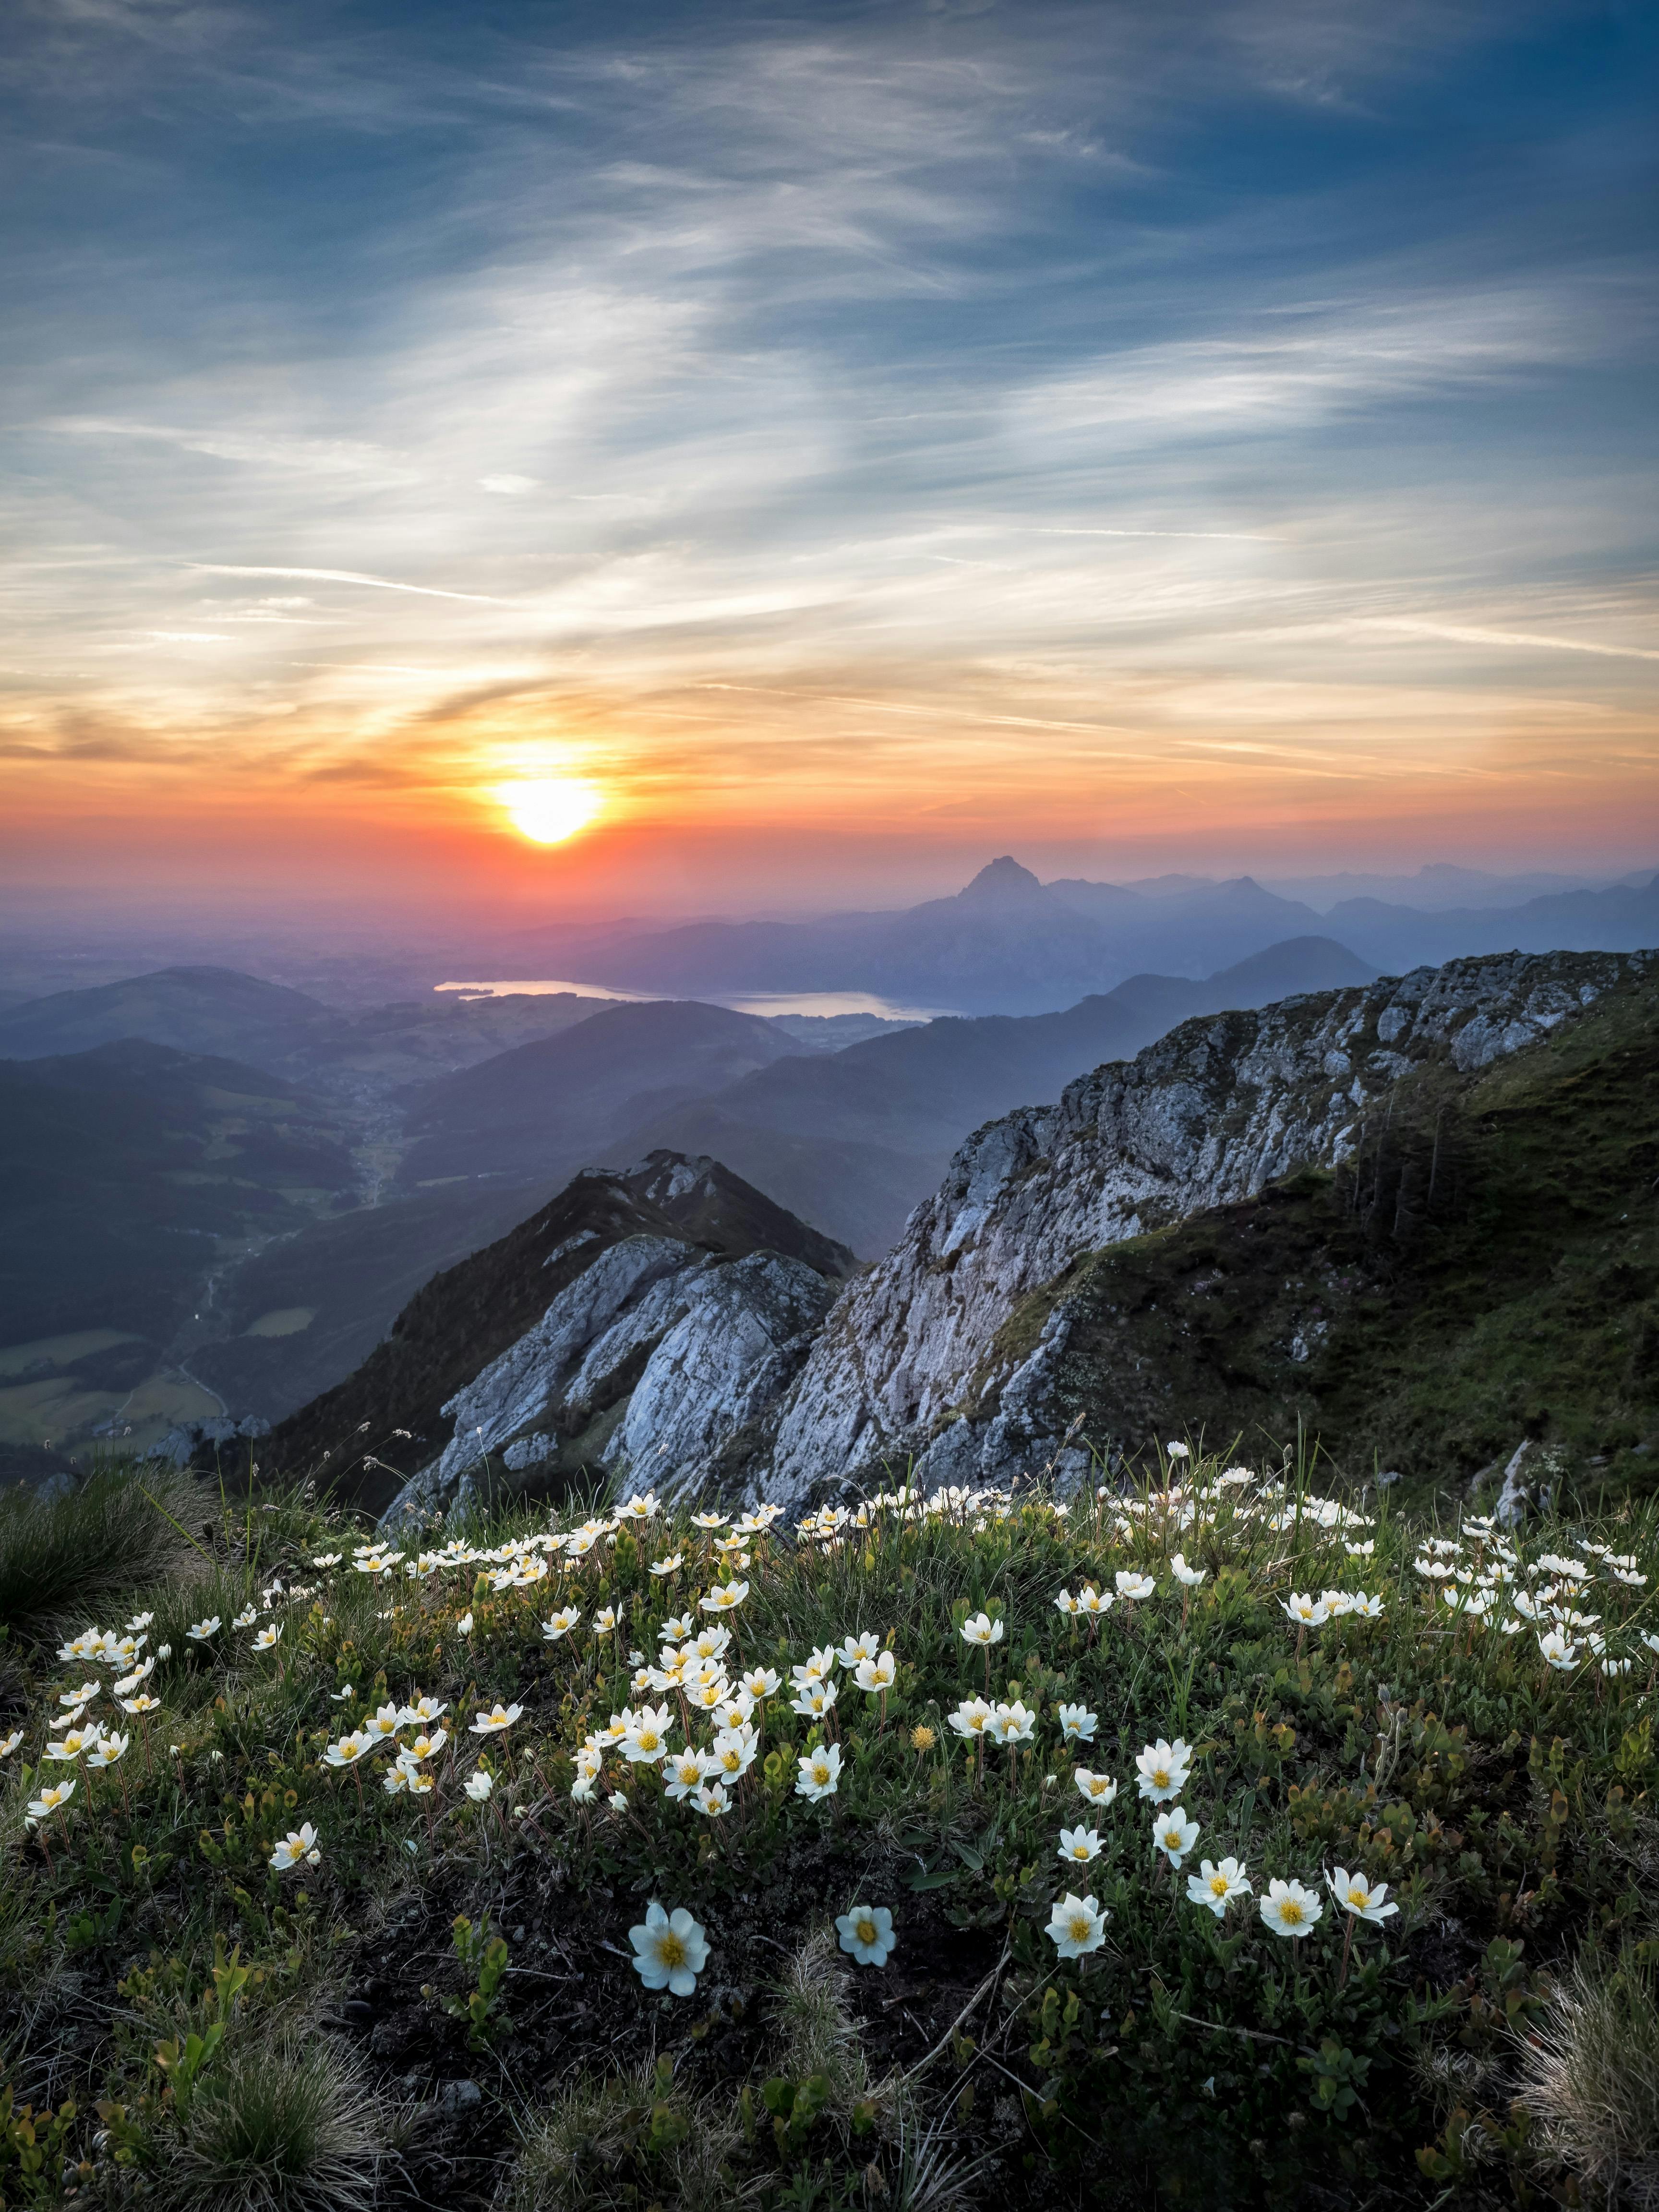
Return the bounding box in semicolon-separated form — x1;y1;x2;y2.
993;967;1659;1504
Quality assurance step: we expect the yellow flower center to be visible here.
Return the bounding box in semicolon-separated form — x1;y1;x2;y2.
1347;1886;1367;1907
1068;1914;1092;1941
1210;1877;1228;1896
658;1932;685;1968
1152;1768;1168;1788
856;1918;877;1944
1071;1845;1089;1860
1281;1901;1304;1925
813;1761;830;1782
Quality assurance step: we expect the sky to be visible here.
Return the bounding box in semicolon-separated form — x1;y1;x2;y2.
2;0;1656;923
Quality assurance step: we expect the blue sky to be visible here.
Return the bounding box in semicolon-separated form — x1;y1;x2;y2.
2;0;1655;912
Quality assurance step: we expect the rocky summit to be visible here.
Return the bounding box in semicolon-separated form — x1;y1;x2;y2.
264;1151;853;1519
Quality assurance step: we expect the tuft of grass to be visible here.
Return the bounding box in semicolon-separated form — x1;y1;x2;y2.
0;1463;207;1643
505;2055;752;2212
168;2038;387;2212
771;1928;870;2117
1517;1951;1659;2205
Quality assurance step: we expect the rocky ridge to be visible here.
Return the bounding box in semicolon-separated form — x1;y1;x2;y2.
759;949;1653;1505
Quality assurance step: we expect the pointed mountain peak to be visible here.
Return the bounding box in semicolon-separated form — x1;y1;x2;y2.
955;856;1050;909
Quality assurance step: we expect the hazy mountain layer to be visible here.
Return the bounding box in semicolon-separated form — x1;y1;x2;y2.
396;999;805;1190
0;1039;355;1346
622;936;1377;1253
500;856;1659;1018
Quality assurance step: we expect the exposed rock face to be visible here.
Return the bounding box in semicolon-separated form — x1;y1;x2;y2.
366;1154;851;1526
760;950;1650;1507
385;1236;835;1523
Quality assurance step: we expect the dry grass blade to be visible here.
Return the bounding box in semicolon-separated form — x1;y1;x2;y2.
1516;1950;1659;2206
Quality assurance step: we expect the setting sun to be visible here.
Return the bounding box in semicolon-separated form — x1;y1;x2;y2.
495;777;604;846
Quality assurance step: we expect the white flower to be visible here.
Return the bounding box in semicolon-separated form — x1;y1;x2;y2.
1260;1878;1324;1938
232;1607;258;1630
700;1580;749;1613
0;1730;24;1759
1057;1824;1102;1864
1601;1657;1633;1677
709;1724;759;1782
1054;1588;1084;1618
837;1632;882;1668
469;1702;523;1735
269;1823;320;1871
1347;1593;1385;1619
1165;1441;1190;1459
1538;1630;1580;1671
1327;1867;1399;1923
854;1651;897;1693
1115;1571;1156;1601
836;1904;896;1966
325;1731;372;1767
649;1553;684;1579
312;1553;342;1569
60;1681;101;1708
948;1697;993;1740
363;1703;401;1744
456;1612;474;1636
990;1700;1036;1746
742;1667;782;1701
86;1731;130;1768
1187;1857;1251;1916
1134;1737;1192;1803
1170;1555;1207;1588
1056;1703;1097;1743
1153;1805;1200;1869
45;1725;102;1763
26;1779;76;1825
690;1780;731;1817
463;1769;493;1803
1075;1585;1113;1618
959;1611;1003;1649
791;1681;839;1722
1046;1891;1108;1959
541;1607;581;1641
664;1748;711;1802
622;1704;675;1763
253;1623;282;1652
593;1607;622;1634
187;1617;221;1642
397;1695;447;1728
629;1902;709;1996
1283;1593;1329;1627
1345;1539;1375;1558
691;1510;729;1531
795;1743;842;1801
1074;1767;1119;1807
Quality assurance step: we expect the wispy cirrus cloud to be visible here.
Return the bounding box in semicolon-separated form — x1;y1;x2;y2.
0;0;1653;896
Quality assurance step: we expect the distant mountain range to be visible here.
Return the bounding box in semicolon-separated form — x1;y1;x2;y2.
0;965;618;1097
497;854;1659;1015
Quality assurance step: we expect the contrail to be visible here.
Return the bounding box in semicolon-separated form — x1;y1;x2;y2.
184;563;503;604
1371;618;1659;662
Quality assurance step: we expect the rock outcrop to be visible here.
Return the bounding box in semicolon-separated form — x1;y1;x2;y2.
260;1150;854;1519
759;950;1651;1507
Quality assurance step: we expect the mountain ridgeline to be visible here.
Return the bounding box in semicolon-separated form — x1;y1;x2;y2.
257;946;1659;1522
